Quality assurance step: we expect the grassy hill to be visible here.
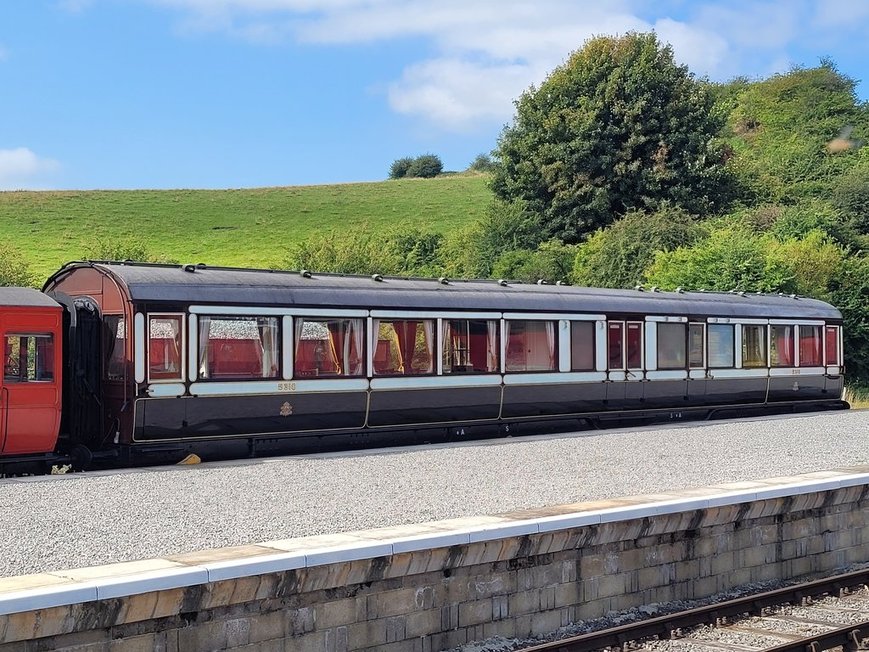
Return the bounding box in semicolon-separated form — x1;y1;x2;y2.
0;174;492;283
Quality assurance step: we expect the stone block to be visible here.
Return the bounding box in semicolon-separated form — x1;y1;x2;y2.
530;609;563;637
247;611;286;643
508;589;539;616
346;619;387;648
404;608;441;639
367;588;421;619
385;616;406;643
458;599;492;628
554;581;580;609
483;618;517;640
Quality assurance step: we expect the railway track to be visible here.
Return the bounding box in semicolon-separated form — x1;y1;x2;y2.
520;569;869;652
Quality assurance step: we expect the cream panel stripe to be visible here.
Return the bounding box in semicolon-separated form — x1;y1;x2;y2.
370;310;501;320
370;376;501;391
189;306;368;318
189;379;369;396
134;312;146;384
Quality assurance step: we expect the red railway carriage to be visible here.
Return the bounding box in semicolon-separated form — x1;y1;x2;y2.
0;288;63;457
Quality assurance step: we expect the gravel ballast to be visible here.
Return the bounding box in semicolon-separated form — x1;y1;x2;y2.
0;410;867;578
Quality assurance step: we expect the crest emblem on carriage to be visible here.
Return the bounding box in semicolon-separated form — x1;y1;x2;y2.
280;402;293;417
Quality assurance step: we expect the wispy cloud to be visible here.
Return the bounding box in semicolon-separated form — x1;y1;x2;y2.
0;148;61;190
138;0;868;129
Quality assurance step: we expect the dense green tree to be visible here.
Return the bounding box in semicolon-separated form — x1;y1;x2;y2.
829;255;869;383
389;157;414;179
0;244;36;287
722;62;868;203
406;154;443;178
491;240;577;284
572;206;699;288
492;32;733;243
439;199;544;279
468;153;496;173
281;228;444;277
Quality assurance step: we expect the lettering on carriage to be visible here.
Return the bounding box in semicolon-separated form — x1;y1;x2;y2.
277;381;297;392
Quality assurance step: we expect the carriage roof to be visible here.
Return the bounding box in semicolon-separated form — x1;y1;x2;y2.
46;261;842;321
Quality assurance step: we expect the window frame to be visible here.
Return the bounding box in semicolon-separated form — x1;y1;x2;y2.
656;322;688;370
196;314;282;381
825;325;841;367
147;313;186;383
3;333;55;383
706;323;735;369
569;320;596;372
741;324;768;369
504;319;559;374
292;316;366;379
442;318;500;376
607;321;625;371
797;324;823;368
372;318;437;377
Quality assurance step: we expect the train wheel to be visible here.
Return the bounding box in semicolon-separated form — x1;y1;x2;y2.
70;444;93;471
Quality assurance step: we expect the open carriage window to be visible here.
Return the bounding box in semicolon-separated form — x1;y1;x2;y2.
4;334;54;382
442;319;499;374
373;319;434;376
148;314;183;382
294;318;364;378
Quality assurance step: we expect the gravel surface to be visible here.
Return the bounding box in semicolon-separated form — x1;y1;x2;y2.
0;410;867;578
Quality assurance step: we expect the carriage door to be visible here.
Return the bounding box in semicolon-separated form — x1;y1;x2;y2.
0;313;63;455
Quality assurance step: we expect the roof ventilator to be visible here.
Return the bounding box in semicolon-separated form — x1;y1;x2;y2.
300;269;312;278
438;277;450;285
675;287;685;293
372;274;384;282
634;284;644;291
182;264;196;273
497;279;509;287
536;279;547;285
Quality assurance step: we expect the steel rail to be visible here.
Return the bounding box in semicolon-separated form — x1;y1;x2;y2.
519;568;869;652
760;620;868;651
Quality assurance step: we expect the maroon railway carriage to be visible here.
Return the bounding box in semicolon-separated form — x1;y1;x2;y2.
0;260;851;471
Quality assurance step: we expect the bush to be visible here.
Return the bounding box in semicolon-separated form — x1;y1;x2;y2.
84;238;179;264
389;157;414;179
0;244;36;287
829;255;869;383
406;154;443;178
468;154;496;173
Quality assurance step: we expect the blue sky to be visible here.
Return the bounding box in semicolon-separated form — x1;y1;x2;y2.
1;0;867;190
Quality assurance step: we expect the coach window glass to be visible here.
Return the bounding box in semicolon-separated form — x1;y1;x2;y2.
570;322;595;371
148;315;183;381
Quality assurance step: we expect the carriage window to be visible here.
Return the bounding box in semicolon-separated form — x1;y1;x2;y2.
294;318;364;378
443;319;499;374
825;326;840;366
198;316;280;380
4;334;54;382
799;325;822;367
148;315;183;381
373;319;434;376
688;323;705;368
707;324;734;368
626;322;643;369
607;322;624;370
741;324;767;368
770;325;794;367
657;323;686;369
570;321;595;371
506;320;558;372
105;316;126;380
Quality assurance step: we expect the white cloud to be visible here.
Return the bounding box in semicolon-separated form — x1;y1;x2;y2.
0;148;61;190
139;0;869;130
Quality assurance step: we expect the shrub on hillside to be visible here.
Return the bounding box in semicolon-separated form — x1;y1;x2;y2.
0;244;36;287
389;157;415;179
406;154;443;178
468;154;496;173
85;238;178;264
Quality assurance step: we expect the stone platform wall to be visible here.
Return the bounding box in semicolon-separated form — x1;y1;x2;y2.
1;466;867;652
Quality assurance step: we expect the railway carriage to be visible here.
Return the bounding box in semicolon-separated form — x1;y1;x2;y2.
0;261;849;469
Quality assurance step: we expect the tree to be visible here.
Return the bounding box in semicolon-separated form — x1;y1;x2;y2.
0;244;36;287
572;205;699;288
829;255;869;383
406;154;443;178
491;240;577;284
439;199;544;279
492;32;733;243
468;153;496;173
389;157;414;179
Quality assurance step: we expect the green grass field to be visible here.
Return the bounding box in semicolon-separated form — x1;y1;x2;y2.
0;174;492;283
